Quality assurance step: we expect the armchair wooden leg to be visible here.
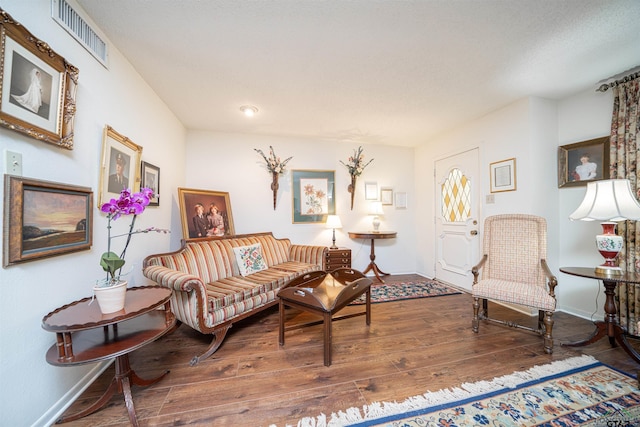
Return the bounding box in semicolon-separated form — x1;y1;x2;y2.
472;297;480;333
543;310;554;354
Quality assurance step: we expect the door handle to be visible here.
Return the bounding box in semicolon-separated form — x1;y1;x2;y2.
470;230;478;236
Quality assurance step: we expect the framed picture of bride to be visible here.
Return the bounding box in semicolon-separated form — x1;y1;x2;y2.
0;9;78;149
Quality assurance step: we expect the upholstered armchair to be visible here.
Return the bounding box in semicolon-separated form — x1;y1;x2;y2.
471;214;558;354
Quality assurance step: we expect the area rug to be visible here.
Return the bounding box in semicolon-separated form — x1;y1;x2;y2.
285;355;640;427
350;279;461;305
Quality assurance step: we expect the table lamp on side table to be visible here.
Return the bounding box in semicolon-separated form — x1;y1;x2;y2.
369;202;384;232
569;179;640;275
326;215;342;249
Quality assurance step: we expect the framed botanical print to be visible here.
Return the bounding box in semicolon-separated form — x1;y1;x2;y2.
292;169;335;223
4;175;92;266
0;9;78;149
98;125;143;207
178;188;235;239
141;161;160;206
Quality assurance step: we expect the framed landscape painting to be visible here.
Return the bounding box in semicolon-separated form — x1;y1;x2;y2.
178;188;235;239
292;169;335;223
4;175;92;266
0;9;78;149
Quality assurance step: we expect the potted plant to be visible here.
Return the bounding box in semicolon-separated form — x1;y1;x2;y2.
93;187;168;314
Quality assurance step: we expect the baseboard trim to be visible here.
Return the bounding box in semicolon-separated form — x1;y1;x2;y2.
32;360;113;427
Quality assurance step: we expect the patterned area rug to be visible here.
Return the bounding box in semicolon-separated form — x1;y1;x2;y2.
350;279;461;305
286;356;640;427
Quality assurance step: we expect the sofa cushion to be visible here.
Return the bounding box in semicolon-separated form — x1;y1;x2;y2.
233;244;268;276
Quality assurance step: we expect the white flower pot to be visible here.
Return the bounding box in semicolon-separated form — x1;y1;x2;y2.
93;280;128;314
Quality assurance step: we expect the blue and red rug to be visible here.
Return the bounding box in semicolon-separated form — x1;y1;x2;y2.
350;279;461;305
287;356;640;427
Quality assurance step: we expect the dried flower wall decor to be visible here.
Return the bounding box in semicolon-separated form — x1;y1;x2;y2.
340;146;373;210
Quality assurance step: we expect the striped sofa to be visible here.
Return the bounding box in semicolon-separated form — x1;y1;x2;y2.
142;232;326;365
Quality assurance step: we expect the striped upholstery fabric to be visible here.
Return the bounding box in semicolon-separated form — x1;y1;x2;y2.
473;214;556;311
143;232;325;334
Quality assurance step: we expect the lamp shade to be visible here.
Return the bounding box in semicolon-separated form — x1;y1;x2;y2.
369;201;384;216
325;215;342;229
569;179;640;221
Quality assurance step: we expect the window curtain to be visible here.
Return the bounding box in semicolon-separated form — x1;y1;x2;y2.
610;79;640;335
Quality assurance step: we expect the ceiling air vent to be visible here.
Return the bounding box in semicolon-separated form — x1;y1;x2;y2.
51;0;108;67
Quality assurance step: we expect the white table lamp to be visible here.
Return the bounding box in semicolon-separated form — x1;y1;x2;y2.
325;215;342;249
570;179;640;275
369;202;384;232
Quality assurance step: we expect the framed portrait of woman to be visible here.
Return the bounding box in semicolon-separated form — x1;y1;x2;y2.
0;9;78;149
558;136;610;188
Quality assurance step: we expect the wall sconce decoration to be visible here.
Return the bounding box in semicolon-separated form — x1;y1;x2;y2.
254;146;292;210
340;146;373;210
325;215;343;249
369;201;384;232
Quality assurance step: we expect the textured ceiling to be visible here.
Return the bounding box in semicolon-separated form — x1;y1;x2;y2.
76;0;640;147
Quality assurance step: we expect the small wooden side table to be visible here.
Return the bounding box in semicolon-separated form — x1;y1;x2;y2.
278;268;373;366
42;286;176;426
560;267;640;364
348;231;397;282
325;247;351;272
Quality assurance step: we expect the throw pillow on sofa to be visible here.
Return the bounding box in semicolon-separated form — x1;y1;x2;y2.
233;243;268;276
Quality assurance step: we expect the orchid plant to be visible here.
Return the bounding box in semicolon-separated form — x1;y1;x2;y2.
98;187;169;287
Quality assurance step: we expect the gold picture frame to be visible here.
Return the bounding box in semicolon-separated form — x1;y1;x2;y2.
178;187;235;239
558;136;610;188
98;125;143;207
489;158;516;193
4;175;92;267
0;9;79;149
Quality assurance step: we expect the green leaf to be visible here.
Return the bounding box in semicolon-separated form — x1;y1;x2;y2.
100;251;125;276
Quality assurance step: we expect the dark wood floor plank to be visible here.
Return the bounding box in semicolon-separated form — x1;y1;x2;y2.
59;274;640;427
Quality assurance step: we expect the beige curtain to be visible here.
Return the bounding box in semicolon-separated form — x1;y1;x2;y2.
610;79;640;335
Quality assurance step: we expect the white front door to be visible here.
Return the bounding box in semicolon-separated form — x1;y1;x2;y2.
435;148;481;291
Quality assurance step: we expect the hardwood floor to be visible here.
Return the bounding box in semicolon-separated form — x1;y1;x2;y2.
60;274;640;426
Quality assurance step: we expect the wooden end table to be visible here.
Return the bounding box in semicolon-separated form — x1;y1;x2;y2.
348;231;397;282
560;267;640;364
278;269;373;366
42;286;176;426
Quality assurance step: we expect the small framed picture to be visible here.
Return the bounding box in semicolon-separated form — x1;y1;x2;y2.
489;158;516;193
4;175;92;267
365;182;378;200
558;136;609;188
178;188;235;239
292;169;335;223
0;9;78;149
141;161;160;206
99;125;143;206
380;187;393;205
395;191;407;209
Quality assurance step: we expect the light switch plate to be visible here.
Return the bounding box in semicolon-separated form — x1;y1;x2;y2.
5;150;22;175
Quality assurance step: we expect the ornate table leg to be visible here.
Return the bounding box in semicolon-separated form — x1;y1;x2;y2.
361;239;390;283
56;354;169;425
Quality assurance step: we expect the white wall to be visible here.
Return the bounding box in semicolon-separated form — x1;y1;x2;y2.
557;89;615;319
185;131;417;275
414;97;560;278
0;1;185;425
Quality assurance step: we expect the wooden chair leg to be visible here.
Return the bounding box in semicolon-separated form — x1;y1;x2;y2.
543;310;554;354
472;297;480;333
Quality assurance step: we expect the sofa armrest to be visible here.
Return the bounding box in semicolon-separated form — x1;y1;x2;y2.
289;245;327;266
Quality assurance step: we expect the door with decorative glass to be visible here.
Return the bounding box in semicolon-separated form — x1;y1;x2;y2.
435;148;481;291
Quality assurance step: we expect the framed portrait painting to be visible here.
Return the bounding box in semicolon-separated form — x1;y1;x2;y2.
558;136;610;188
141;161;160;206
99;126;143;206
0;9;78;149
178;188;235;239
4;175;92;267
292;169;335;223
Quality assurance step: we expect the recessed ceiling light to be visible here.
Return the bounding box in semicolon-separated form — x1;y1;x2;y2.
240;105;258;117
